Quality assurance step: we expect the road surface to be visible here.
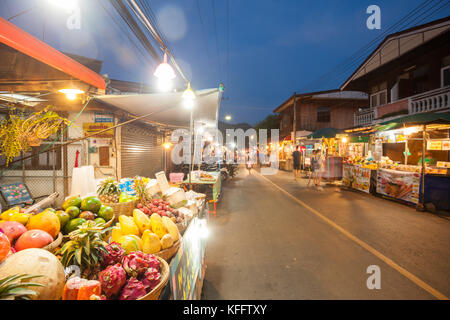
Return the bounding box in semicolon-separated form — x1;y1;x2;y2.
201;167;450;300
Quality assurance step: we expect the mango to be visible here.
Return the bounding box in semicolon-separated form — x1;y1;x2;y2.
160;233;174;249
118;215;139;236
111;223;123;243
117;235;140;254
129;235;142;251
151;219;167;239
133;209;151;234
141;230;161;254
10;212;30;225
161;216;179;242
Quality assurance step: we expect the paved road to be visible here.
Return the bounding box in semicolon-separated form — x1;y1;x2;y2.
201;168;450;299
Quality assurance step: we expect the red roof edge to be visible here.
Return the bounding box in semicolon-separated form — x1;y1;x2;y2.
0;17;106;90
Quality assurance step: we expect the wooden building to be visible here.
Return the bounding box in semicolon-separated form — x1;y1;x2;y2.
342;17;450;127
273;89;368;141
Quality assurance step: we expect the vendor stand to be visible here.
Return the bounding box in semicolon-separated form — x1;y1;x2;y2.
373;114;450;210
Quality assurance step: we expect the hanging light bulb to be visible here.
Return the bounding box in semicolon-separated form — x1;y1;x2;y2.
154;52;176;81
58;88;84;100
182;82;196;108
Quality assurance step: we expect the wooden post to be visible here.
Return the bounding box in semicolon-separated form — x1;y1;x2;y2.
417;124;426;211
293;93;297;144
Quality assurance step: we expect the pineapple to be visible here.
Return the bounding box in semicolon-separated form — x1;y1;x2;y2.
97;178;121;203
57;221;110;279
0;274;43;300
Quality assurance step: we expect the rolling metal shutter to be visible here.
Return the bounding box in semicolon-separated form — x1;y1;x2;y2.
121;124;163;178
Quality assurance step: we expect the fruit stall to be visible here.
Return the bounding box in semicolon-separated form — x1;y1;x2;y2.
0;169;209;300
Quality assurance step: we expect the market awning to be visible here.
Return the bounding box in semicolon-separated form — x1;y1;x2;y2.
0;17;105;90
307;127;342;139
92;88;220;129
379;112;450;126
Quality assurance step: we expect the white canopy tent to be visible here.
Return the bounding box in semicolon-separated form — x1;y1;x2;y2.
92;88;221;130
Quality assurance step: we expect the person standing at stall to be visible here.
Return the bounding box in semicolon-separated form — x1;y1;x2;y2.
307;150;318;187
292;146;301;181
315;150;325;191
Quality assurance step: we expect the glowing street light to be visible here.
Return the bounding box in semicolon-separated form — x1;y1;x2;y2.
162;142;172;150
58;88;84;100
154;53;176;80
48;0;78;11
182;82;196;109
225;115;232;121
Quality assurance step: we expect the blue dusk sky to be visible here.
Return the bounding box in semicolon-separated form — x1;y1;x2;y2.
1;0;449;125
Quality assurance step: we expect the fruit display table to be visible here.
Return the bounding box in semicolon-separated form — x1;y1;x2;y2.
183;171;221;202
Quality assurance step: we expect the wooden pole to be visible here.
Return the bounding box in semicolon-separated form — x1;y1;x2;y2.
417;124;426;211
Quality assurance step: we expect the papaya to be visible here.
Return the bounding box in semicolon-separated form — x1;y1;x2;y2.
26;210;60;239
141;230;161;254
77;280;101;300
118;215;139;236
62;196;82;211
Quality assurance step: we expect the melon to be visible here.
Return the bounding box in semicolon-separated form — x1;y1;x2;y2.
14;229;54;251
0;248;66;300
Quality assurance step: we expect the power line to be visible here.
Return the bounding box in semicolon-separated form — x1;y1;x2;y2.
211;0;222;81
296;0;444;93
125;0;190;83
196;0;214;72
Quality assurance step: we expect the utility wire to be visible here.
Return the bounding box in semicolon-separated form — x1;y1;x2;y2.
321;0;449;91
211;0;222;81
296;0;443;93
196;0;214;71
126;0;190;84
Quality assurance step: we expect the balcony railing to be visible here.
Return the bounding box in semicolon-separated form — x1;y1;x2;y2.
409;86;450;114
354;107;376;126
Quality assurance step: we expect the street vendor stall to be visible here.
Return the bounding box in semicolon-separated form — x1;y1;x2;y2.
374;113;450;209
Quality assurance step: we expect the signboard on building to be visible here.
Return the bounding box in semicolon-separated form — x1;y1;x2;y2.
83;123;114;138
427;140;442;151
94;112;114;123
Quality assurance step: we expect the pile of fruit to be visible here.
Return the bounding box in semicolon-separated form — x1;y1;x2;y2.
62;244;162;300
111;209;179;255
60;195;114;234
97;178;136;203
0;207;62;258
136;198;185;224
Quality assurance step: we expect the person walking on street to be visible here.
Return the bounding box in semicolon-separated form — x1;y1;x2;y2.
292;146;301;181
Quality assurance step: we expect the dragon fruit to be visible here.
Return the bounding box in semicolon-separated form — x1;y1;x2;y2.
141;267;161;292
102;242;125;267
98;263;127;298
119;278;147;300
122;251;152;278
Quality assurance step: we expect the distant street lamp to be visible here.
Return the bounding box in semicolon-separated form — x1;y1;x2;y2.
225;115;232;121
